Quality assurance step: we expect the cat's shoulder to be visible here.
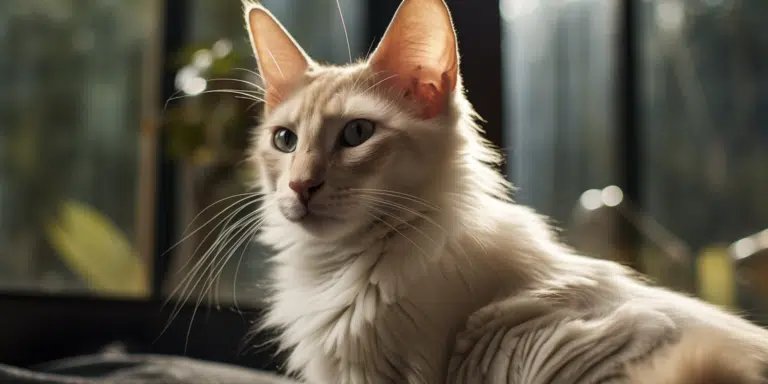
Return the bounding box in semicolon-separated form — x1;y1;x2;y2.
446;255;681;383
448;290;678;384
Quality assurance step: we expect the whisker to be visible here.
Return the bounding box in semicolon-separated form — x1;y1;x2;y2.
165;89;265;106
207;77;266;92
366;203;440;247
364;37;376;60
358;192;487;256
361;210;429;259
360;195;486;268
164;203;253;318
350;69;386;100
232;226;255;319
167;195;264;313
335;0;352;63
158;202;268;340
361;74;399;95
172;209;264;347
266;49;284;79
358;196;446;234
208;214;266;309
178;205;267;304
349;188;441;211
163;89;186;111
164;197;264;303
233;67;265;82
184;215;268;353
211;213;266;309
245;99;264;111
163;193;263;261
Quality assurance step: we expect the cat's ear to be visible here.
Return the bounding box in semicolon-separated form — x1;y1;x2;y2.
244;3;312;110
368;0;459;119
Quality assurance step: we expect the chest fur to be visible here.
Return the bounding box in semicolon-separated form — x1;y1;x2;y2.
266;245;484;383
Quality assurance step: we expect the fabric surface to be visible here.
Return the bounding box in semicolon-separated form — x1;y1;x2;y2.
0;354;298;384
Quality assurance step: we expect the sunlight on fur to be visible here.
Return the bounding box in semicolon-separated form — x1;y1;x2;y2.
229;0;768;383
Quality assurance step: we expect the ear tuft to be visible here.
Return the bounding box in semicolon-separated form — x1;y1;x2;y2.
244;2;312;110
368;0;459;119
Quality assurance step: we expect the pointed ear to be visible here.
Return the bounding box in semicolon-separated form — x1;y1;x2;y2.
244;3;312;110
368;0;459;119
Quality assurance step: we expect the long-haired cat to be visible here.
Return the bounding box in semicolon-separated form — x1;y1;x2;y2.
242;0;768;382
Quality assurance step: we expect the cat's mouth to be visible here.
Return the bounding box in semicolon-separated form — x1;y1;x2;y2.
279;203;309;222
280;203;342;225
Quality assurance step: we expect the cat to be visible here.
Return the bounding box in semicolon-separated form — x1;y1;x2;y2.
242;0;768;382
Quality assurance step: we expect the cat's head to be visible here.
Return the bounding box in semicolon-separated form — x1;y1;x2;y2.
245;0;475;239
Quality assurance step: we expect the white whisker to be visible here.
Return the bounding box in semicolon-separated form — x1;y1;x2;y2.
350;188;441;211
366;203;440;247
361;210;429;259
184;214;268;352
158;201;268;340
163;193;263;262
266;49;284;79
335;0;352;63
361;74;399;95
207;77;266;93
165;89;265;107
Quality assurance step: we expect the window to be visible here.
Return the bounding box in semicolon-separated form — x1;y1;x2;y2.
0;1;160;297
638;0;768;316
1;0;765;347
0;0;366;304
501;0;618;226
501;0;768;316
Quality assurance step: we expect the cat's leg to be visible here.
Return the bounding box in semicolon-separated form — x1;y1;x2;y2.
448;296;679;384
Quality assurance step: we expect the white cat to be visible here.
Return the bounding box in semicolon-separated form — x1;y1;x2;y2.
242;0;768;382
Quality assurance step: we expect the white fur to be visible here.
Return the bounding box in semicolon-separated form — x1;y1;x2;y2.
252;84;768;383
243;2;768;383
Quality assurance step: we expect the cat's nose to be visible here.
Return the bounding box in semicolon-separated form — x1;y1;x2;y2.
288;179;325;205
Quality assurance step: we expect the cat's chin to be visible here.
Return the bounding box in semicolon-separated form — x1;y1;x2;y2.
284;211;354;239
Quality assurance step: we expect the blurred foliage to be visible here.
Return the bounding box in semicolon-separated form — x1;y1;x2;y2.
640;0;768;249
45;200;147;297
0;0;150;293
163;41;257;168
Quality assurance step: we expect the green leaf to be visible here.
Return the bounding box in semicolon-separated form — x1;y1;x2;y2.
45;200;148;297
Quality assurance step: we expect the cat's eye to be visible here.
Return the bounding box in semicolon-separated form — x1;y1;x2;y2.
273;127;298;153
340;119;375;147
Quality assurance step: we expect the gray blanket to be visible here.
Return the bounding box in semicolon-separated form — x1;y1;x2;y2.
0;354;298;384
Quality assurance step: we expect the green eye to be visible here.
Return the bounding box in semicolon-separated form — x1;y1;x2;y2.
340;119;375;147
273;127;297;153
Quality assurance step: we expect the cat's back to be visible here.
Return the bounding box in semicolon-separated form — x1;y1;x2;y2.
447;251;768;383
626;328;768;384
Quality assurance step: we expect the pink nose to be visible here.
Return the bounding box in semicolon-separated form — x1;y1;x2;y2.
288;179;324;205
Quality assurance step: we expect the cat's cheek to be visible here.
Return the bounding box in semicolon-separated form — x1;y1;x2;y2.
256;150;285;192
337;141;393;179
256;163;275;192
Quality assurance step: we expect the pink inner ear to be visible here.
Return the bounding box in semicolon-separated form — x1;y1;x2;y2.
405;70;456;119
246;6;311;110
368;0;459;119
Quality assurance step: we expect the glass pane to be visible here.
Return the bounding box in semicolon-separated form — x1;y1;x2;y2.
163;0;365;305
501;0;618;224
501;0;694;290
501;1;626;260
639;0;768;317
0;1;159;297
